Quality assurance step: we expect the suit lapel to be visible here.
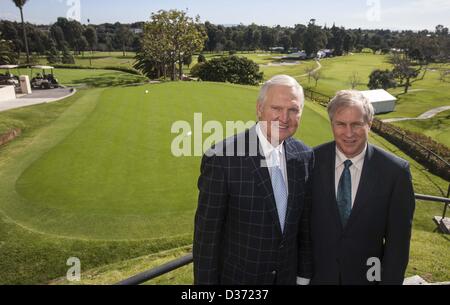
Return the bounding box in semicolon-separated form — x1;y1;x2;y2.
325;142;345;232
284;138;298;236
246;127;283;236
345;144;376;232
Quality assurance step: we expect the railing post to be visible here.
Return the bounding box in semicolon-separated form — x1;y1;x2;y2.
443;184;450;220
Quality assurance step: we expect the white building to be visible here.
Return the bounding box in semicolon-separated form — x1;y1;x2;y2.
359;89;397;114
131;28;143;34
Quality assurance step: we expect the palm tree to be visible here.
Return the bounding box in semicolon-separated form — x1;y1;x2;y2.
12;0;30;64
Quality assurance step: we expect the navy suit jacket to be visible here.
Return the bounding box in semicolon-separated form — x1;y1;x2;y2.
193;126;314;285
311;142;415;285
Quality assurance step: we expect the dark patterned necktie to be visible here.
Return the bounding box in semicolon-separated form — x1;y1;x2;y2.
337;160;353;227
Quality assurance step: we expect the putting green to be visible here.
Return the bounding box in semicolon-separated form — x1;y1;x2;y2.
0;82;332;240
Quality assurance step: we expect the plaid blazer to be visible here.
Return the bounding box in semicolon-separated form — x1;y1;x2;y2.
193;126;314;285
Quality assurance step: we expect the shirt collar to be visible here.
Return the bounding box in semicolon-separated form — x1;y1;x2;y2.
335;144;367;170
256;122;284;160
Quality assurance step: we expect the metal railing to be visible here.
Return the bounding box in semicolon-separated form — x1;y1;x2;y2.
304;88;331;106
116;253;193;285
116;192;450;285
371;119;450;180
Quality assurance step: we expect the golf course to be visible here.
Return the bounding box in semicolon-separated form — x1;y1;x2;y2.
0;52;449;284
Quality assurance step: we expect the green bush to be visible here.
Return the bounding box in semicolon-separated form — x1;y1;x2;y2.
192;55;263;85
61;53;75;64
46;46;61;64
189;62;204;78
368;69;397;90
197;53;206;63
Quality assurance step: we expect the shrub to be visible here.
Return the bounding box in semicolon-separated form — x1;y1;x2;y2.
197;54;206;63
46;46;61;64
189;62;204;78
368;69;397;90
61;52;75;64
193;55;263;85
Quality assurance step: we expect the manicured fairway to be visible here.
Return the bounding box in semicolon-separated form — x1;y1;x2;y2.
392;110;450;148
1;82;332;240
34;51;137;69
0;77;448;284
9;67;146;88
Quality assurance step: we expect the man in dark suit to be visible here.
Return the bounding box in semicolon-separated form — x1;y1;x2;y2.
193;75;313;285
311;90;415;285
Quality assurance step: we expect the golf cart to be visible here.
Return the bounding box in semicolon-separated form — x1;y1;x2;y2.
31;66;59;89
0;65;20;88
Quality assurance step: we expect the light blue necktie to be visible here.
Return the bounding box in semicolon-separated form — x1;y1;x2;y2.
337;160;353;227
270;150;288;233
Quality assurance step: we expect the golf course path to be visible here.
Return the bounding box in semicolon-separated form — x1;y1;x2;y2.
293;60;322;78
0;88;76;112
382;105;450;123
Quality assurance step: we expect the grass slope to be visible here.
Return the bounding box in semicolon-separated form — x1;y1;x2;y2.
0;79;448;284
392;110;450;149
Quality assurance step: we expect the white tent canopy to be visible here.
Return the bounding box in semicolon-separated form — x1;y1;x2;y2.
0;65;19;69
359;89;397;114
31;66;54;70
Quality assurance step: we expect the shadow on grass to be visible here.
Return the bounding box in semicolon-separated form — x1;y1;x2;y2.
439;232;450;242
70;73;147;88
75;54;135;60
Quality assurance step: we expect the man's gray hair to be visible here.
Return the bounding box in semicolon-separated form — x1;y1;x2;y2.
328;90;374;123
257;75;304;108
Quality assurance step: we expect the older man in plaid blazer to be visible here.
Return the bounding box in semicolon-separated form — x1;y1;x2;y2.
193;75;314;285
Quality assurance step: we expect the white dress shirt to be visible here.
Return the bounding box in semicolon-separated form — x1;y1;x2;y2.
335;145;367;207
257;123;311;285
256;123;288;192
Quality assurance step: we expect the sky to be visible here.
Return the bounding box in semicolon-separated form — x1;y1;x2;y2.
1;0;449;31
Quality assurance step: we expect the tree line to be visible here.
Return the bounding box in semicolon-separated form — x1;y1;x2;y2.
0;18;144;64
1;0;448;89
1;16;449;62
203;20;449;60
1;5;449;87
